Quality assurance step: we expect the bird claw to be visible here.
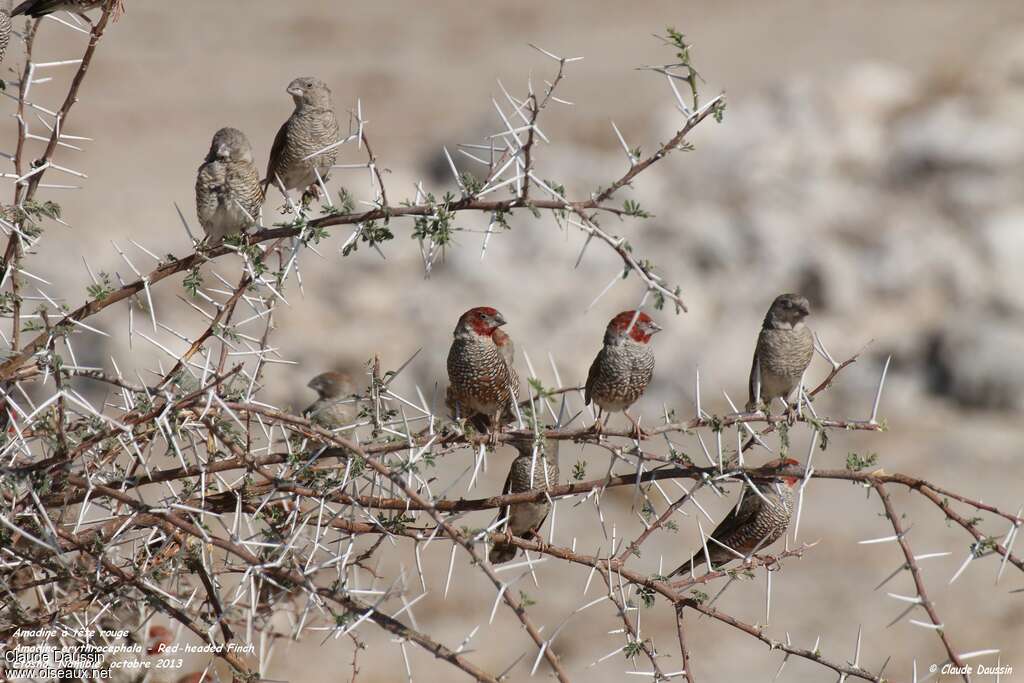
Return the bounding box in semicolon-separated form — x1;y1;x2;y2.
624;412;649;440
300;185;321;208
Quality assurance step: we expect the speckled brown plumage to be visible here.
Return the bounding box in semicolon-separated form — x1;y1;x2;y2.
746;293;814;412
446;327;518;429
671;458;800;577
490;438;560;564
195;127;263;244
585;311;661;430
447;307;519;437
0;12;11;63
303;371;359;430
265;77;340;196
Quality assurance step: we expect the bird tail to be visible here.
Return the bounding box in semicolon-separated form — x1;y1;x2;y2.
489;543;518;565
669;554;706;579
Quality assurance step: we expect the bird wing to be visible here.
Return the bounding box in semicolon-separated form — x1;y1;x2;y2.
12;0;63;17
746;338;761;410
583;348;603;406
709;486;763;546
494;467;515;533
263;120;289;193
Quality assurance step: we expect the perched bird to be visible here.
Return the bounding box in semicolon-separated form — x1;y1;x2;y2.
447;307;519;442
584;310;661;436
195;127;263;244
746;293;814;413
446;326;518;431
0;11;11;63
670;457;800;577
265;76;340;199
490;438;560;564
304;371;359;429
11;0;122;20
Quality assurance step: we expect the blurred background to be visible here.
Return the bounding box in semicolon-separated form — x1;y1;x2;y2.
6;0;1024;680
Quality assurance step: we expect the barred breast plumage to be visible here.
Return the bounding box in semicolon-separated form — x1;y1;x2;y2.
270;110;339;191
0;12;11;64
585;342;655;412
196;160;262;242
584;311;660;421
266;77;340;194
671;458;799;577
196;127;263;244
490;439;560;564
447;337;517;416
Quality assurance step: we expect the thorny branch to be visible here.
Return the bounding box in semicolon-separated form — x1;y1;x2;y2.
0;17;1017;683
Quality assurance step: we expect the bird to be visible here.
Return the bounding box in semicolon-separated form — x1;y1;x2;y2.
264;76;341;200
490;437;560;564
446;307;519;443
446;326;518;432
746;293;814;413
670;457;800;578
195;127;264;245
303;370;359;430
11;0;123;20
0;11;11;63
584;310;661;437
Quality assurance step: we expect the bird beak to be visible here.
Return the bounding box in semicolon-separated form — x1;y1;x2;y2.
649;322;663;334
217;143;231;158
306;379;318;390
494;313;507;327
287;86;304;97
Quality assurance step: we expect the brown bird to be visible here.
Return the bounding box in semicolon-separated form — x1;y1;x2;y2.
0;11;11;63
446;326;518;431
447;307;519;443
265;76;341;199
11;0;122;20
746;293;813;413
304;371;359;430
490;437;560;564
584;310;661;436
195;127;263;244
670;458;800;578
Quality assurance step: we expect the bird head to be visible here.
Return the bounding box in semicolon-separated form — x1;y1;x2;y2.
206;127;254;164
287;76;333;110
762;457;802;487
454;307;507;339
307;371;354;400
508;434;560;462
605;310;662;345
764;293;810;330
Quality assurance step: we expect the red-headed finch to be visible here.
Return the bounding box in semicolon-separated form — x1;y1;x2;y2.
490;438;560;564
746;293;813;413
446;307;519;443
584;310;661;437
670;458;800;577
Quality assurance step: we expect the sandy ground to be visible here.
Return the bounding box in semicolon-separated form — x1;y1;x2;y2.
5;1;1024;681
